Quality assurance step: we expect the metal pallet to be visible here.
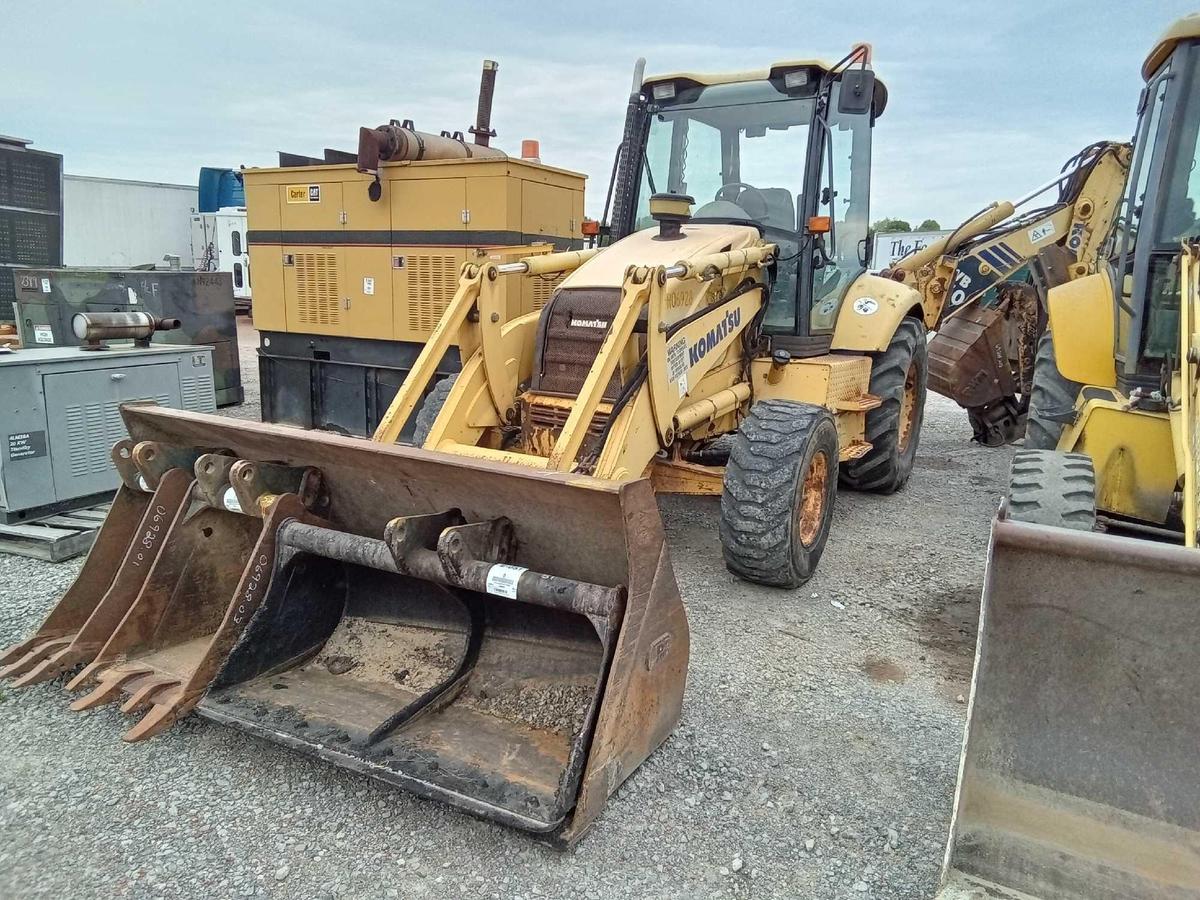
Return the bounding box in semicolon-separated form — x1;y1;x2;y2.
0;505;110;562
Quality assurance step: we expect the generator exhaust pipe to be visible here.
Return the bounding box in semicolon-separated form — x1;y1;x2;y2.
470;59;499;147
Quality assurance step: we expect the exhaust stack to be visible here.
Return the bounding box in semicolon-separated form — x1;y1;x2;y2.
470;59;499;147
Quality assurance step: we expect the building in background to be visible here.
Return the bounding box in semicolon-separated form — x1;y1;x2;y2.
62;174;196;267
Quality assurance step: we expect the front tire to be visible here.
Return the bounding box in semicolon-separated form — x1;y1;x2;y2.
720;400;840;588
840;318;928;493
1006;448;1096;530
1024;331;1082;450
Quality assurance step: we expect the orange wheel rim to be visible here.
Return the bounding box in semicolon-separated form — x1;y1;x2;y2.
797;450;829;547
898;360;918;453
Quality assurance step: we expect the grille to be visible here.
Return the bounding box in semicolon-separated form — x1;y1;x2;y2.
65;394;170;478
0;152;61;211
181;374;216;412
408;254;458;333
295;252;340;326
531;274;563;311
532;287;623;399
0;209;61;265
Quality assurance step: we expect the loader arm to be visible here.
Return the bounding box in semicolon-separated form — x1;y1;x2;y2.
892;142;1131;444
380;233;775;480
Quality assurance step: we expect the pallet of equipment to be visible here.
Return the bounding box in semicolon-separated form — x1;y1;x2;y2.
0;505;111;562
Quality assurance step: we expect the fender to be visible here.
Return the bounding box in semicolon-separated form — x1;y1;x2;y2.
830;272;929;353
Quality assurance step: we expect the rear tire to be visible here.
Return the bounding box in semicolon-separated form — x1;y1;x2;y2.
412;375;457;446
1006;448;1096;530
840;318;928;493
720;400;839;588
1024;331;1082;450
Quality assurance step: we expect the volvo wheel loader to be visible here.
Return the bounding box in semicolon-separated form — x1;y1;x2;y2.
938;15;1200;898
1;42;936;843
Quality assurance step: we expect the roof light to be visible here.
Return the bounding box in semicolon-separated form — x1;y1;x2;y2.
783;70;809;89
651;82;676;100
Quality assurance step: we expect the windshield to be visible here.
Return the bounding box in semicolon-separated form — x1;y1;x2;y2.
633;77;873;335
635;82;814;238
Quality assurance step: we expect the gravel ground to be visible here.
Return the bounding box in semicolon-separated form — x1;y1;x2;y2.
0;319;1012;899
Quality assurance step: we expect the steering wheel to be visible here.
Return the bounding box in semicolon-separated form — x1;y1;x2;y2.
713;182;769;221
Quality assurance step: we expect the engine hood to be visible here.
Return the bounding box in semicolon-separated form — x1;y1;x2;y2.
559;222;764;290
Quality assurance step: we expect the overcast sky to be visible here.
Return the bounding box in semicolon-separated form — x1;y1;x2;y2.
3;1;1191;227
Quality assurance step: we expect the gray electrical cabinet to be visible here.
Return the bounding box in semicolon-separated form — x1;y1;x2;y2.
3;266;242;407
0;344;215;522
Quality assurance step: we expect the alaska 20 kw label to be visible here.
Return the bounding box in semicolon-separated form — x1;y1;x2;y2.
6;431;47;461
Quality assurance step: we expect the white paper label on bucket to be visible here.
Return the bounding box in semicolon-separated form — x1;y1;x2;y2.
222;486;242;513
485;564;527;599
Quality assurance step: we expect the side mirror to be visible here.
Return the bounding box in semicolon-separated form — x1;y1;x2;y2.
838;69;875;115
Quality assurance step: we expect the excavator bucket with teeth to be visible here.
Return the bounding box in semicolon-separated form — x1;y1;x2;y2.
64;451;327;742
68;404;687;842
0;440;203;687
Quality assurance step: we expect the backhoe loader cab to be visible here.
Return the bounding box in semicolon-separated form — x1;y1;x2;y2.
611;57;887;343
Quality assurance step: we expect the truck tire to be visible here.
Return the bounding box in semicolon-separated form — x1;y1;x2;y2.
720;400;840;588
840;318;927;494
412;375;457;447
1024;331;1082;450
1006;448;1096;530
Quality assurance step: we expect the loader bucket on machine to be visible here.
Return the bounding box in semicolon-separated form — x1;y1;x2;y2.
937;517;1200;900
64;450;327;742
119;405;689;844
0;439;204;686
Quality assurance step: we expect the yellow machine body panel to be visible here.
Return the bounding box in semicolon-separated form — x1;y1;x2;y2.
1058;395;1177;524
828;271;927;352
245;157;585;343
1045;272;1118;387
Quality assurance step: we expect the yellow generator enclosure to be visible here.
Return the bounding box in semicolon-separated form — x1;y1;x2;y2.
245;157;585;437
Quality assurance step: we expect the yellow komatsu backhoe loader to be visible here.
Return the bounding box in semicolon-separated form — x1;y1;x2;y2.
884;141;1131;446
2;43;937;842
938;15;1200;898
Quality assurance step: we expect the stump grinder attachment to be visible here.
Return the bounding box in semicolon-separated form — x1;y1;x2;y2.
937;518;1200;899
36;404;687;841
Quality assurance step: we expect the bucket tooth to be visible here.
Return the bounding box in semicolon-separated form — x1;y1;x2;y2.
8;642;83;687
119;675;179;715
0;636;73;680
70;665;155;710
122;694;195;743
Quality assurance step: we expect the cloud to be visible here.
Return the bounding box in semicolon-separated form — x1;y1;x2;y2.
3;0;1194;228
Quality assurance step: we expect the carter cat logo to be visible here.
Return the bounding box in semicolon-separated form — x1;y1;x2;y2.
688;308;741;366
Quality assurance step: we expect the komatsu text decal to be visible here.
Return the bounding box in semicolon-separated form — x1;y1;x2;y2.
688;308;741;366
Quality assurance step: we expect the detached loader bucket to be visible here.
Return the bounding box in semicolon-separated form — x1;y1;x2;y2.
938;518;1200;900
0;440;204;686
113;405;688;843
65;452;326;742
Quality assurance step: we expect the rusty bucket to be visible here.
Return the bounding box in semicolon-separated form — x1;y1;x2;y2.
937;518;1200;899
0;440;202;686
63;451;326;742
105;405;687;842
